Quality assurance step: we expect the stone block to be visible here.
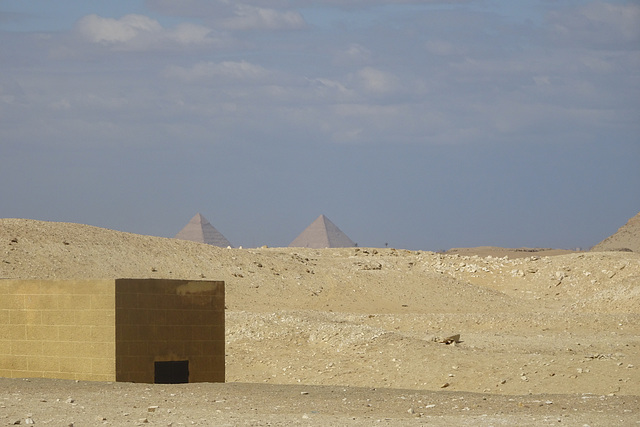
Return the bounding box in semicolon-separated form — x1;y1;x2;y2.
90;325;116;342
41;310;75;325
59;357;92;374
24;294;58;310
0;295;24;310
0;324;26;340
83;373;115;381
58;325;91;342
26;324;58;341
58;294;91;310
12;340;42;356
74;309;113;326
27;356;60;372
45;341;70;357
0;355;28;370
91;357;115;375
9;310;27;325
91;294;115;310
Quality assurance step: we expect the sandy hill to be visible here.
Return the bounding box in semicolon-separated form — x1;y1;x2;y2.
1;218;639;425
445;246;579;259
591;211;640;253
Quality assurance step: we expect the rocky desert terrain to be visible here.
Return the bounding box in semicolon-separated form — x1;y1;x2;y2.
1;217;639;426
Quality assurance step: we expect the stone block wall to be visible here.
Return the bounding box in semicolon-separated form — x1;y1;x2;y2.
115;279;225;383
0;279;116;381
0;279;225;383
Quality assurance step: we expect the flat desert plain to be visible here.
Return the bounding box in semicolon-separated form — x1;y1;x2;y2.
1;218;639;426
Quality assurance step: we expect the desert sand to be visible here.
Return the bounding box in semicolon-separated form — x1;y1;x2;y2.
1;218;639;426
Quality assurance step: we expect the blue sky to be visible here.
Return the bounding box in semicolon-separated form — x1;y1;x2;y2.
1;0;639;250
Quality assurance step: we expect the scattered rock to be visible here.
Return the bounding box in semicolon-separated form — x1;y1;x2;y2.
432;334;461;345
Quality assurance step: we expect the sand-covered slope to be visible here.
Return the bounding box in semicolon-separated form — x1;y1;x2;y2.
592;211;640;253
445;246;579;258
1;218;639;398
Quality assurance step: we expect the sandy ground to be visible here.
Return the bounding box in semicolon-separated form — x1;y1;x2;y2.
1;218;639;426
2;378;638;426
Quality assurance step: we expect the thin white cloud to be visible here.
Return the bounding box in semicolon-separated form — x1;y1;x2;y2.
332;43;372;67
76;14;162;43
310;78;351;95
145;0;468;19
75;13;220;50
548;1;640;47
145;0;233;19
354;67;399;95
3;1;637;150
170;23;216;44
222;5;306;30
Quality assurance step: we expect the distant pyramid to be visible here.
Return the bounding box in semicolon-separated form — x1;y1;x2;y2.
591;211;640;253
175;213;233;247
289;214;355;248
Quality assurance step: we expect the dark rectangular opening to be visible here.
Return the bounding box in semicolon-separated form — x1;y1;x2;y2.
154;360;189;384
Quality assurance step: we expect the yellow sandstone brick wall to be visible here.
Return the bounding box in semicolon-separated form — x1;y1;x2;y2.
0;279;225;383
0;279;116;381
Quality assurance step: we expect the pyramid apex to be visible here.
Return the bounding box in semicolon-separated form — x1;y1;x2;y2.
190;213;209;224
289;214;355;248
175;213;233;247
